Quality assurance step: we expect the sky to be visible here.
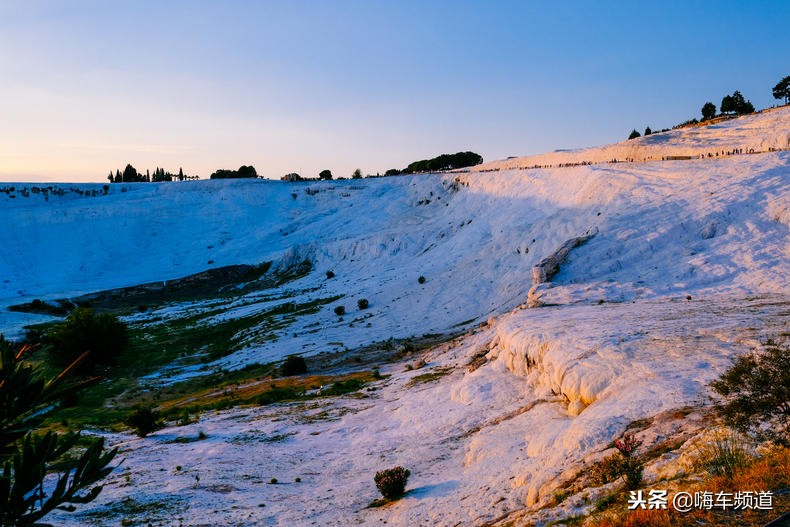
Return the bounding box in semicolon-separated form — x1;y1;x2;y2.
0;0;788;182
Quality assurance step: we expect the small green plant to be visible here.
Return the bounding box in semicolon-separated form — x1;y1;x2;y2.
333;305;346;316
693;428;753;478
554;489;572;504
269;478;278;484
374;466;410;500
124;406;163;438
357;298;369;310
281;354;307;376
591;433;643;489
417;276;426;284
613;433;643;490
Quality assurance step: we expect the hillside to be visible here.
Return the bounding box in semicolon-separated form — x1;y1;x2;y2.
1;109;789;526
473;105;790;171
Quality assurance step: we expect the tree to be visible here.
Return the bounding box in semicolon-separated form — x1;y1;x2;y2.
122;164;139;183
237;165;257;178
721;94;736;114
210;165;258;179
628;129;641;140
773;75;790;105
710;340;789;446
731;90;746;111
352;168;362;179
721;91;755;115
644;126;652;136
319;169;333;180
0;336;117;526
701;102;717;120
178;167;184;181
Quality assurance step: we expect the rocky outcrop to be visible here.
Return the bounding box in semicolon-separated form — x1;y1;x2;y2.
527;227;598;307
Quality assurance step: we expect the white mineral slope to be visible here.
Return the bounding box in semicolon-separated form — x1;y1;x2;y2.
474;105;790;170
5;108;790;526
46;298;789;527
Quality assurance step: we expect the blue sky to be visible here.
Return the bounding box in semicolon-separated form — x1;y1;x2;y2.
1;0;788;182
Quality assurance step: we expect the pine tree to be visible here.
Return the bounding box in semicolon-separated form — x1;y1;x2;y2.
628;129;641;140
773;75;790;105
644;126;652;136
0;336;116;525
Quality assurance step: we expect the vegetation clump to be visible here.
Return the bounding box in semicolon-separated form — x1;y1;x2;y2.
692;428;753;478
45;307;128;373
374;466;410;500
256;386;301;405
710;340;789;446
334;305;346;316
320;379;364;396
280;355;307;376
210;165;258;179
591;433;643;490
357;298;369;310
124;406;163;438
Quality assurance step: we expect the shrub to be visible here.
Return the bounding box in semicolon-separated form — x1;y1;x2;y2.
124;406;163;438
281;355;307;376
334;305;346;316
591;453;627;485
45;307;128;372
692;428;753;478
326;270;335;279
418;276;426;284
591;433;643;489
374;466;410;500
357;298;369;310
628;129;641;140
614;433;643;489
710;340;789;446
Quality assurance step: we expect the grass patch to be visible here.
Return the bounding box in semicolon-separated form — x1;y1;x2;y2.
587;446;790;527
158;370;378;417
80;496;184;526
407;366;453;387
32;260;341;432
